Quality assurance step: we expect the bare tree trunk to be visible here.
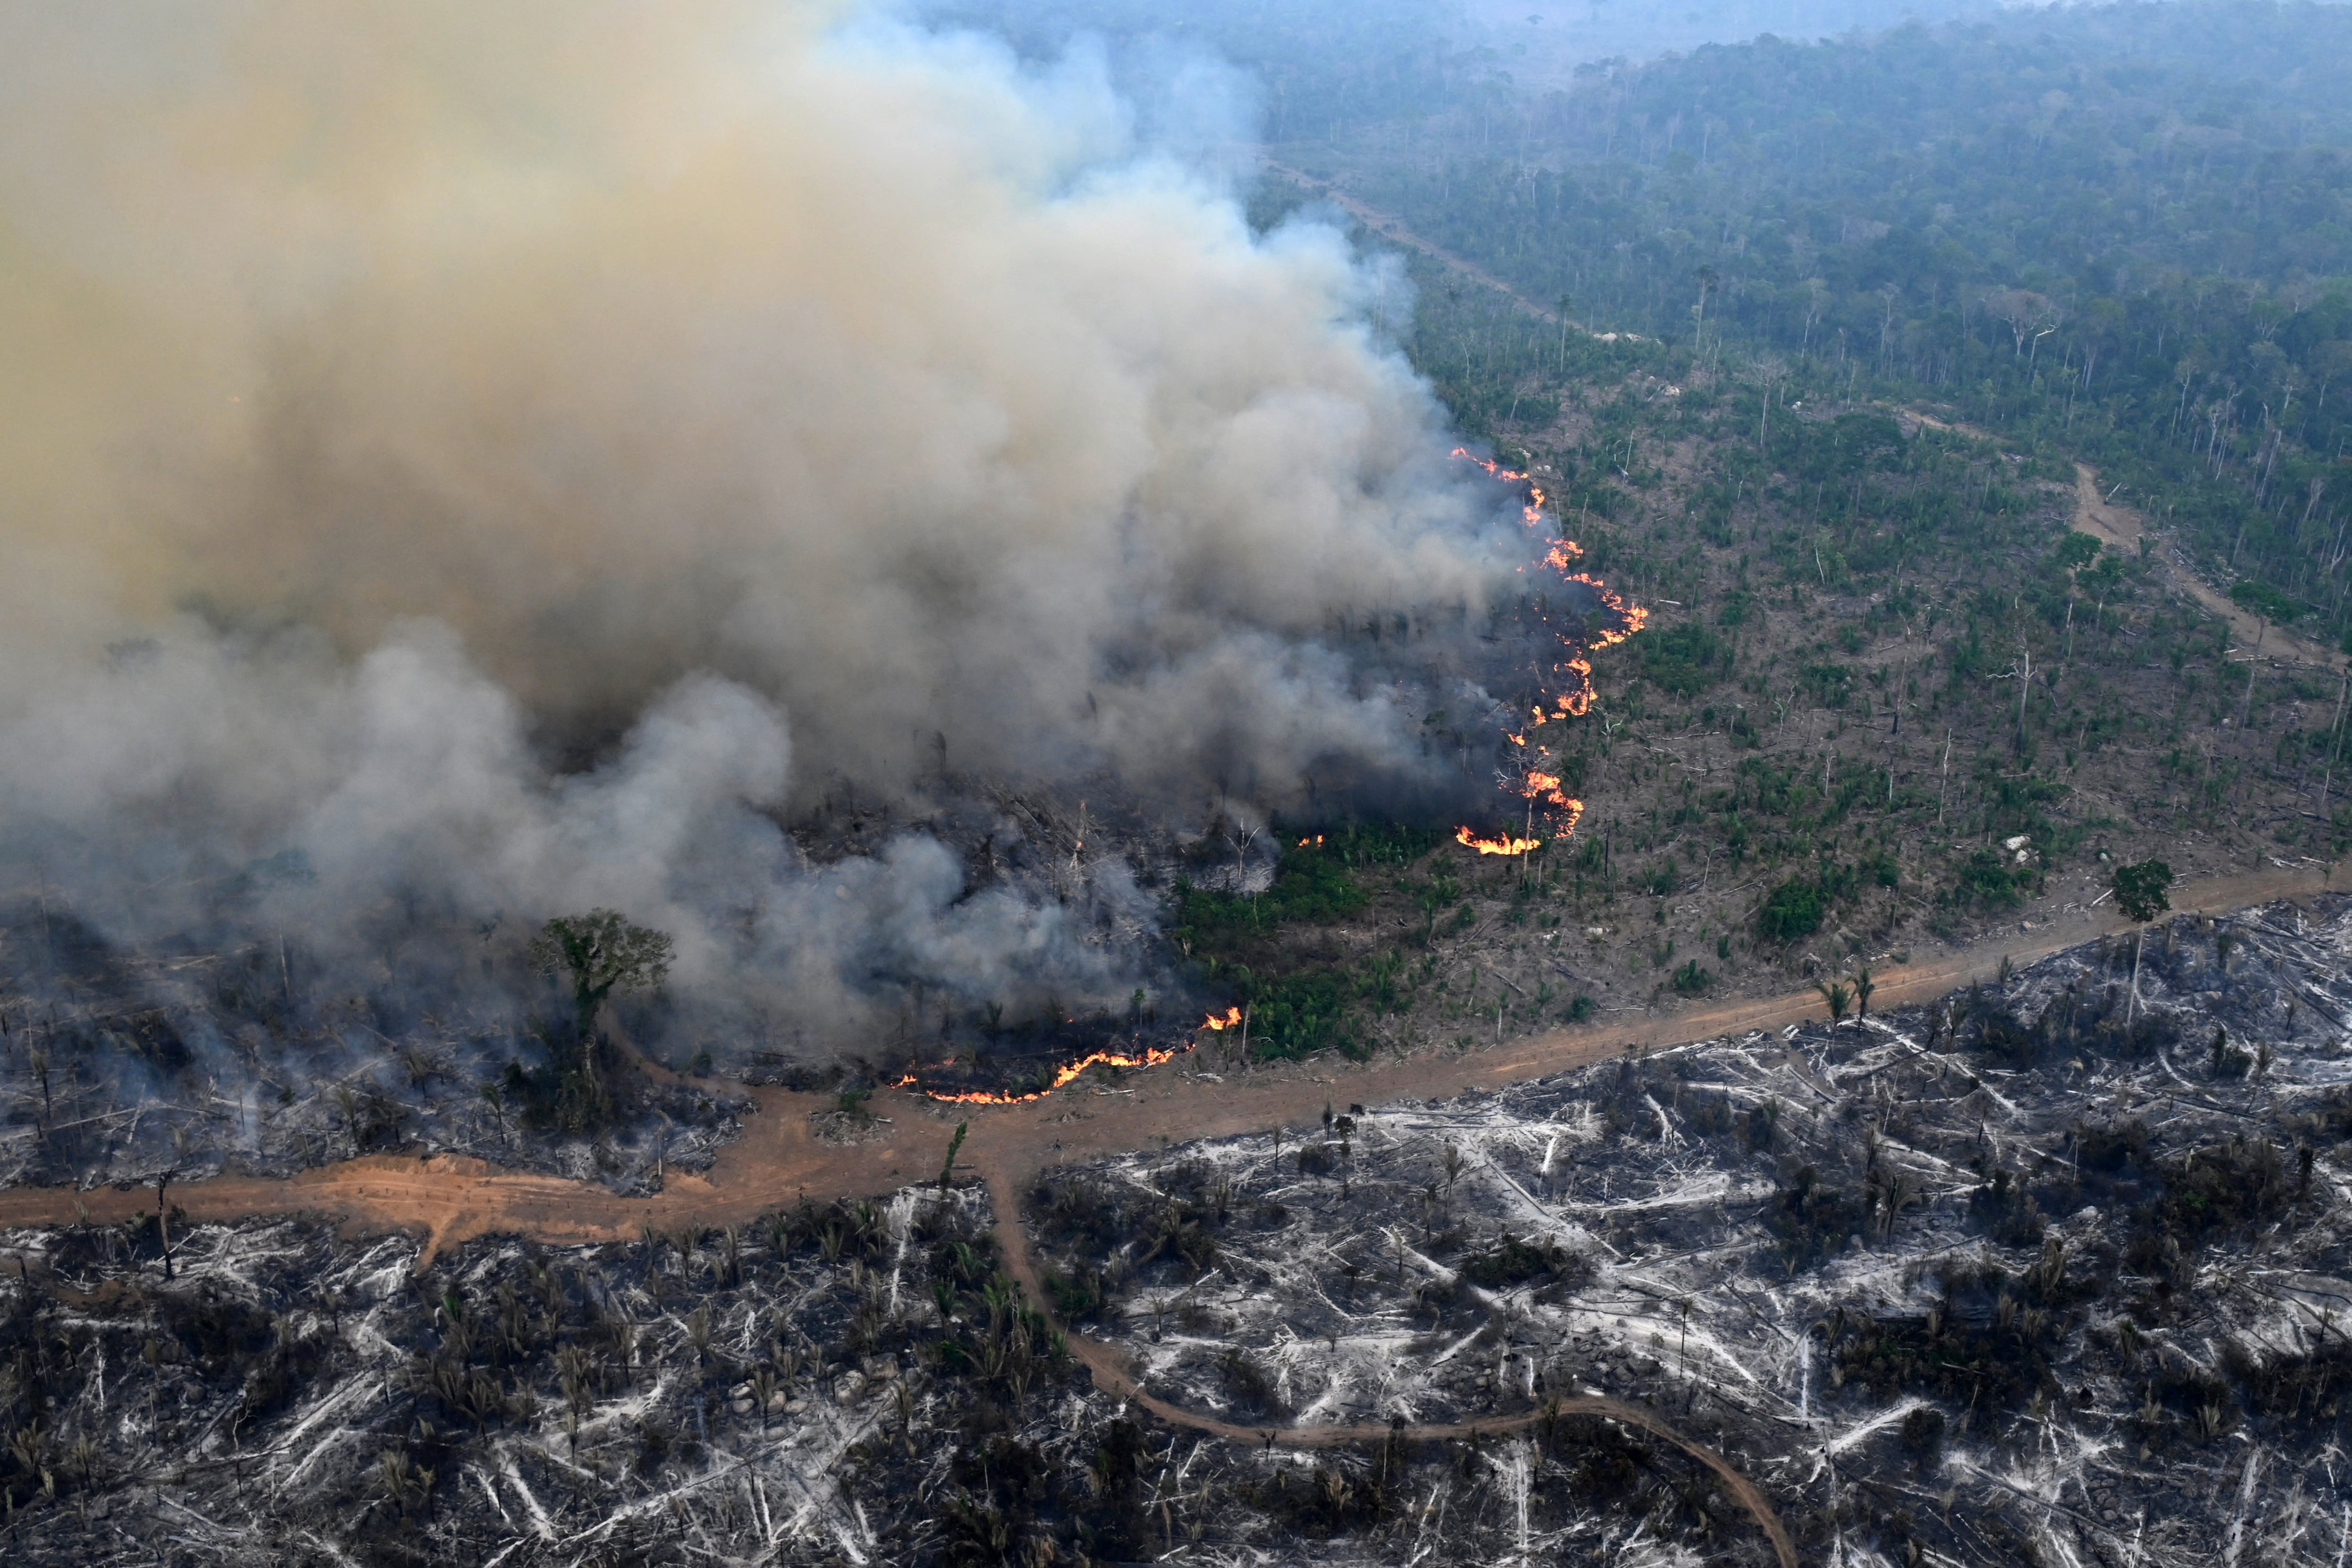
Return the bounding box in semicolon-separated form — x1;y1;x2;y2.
2320;673;2350;842
576;995;601;1097
2127;927;2145;1026
1936;731;1953;826
2015;645;2033;746
156;1172;175;1280
2241;652;2259;739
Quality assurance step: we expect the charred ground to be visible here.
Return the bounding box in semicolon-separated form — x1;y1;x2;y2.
0;902;751;1199
7;897;2351;1563
1022;894;2352;1565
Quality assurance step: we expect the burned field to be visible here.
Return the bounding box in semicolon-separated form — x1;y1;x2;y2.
0;1162;1740;1566
0;906;751;1197
8;894;2352;1563
1028;894;2352;1566
0;1186;1097;1566
0;780;1236;1186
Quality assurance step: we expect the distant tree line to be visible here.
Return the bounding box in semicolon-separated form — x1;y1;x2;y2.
1298;2;2352;651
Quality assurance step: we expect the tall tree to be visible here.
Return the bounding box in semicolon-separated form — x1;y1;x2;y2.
2110;860;2173;1024
529;911;675;1102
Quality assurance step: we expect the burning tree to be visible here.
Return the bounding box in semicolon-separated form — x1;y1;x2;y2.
529;910;674;1115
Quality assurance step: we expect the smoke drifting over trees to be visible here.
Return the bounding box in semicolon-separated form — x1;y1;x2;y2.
0;2;1534;1061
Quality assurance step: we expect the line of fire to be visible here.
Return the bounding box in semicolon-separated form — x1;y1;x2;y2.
893;454;1645;1103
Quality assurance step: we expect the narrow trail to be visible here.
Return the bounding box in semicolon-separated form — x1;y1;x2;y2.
978;1166;1803;1567
2066;460;2347;672
1274;195;2336;688
1259;159;1621;338
0;863;2333;1564
1914;410;2343;675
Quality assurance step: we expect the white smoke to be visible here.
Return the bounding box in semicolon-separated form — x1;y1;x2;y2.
0;0;1522;1063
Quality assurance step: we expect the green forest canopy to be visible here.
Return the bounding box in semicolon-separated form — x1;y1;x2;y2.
1299;2;2352;654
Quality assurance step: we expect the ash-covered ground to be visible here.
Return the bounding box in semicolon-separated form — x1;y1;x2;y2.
0;1186;1081;1566
0;905;752;1197
1027;894;2352;1566
0;780;1196;1193
0;780;1311;1194
7;898;2352;1565
0;1176;1714;1567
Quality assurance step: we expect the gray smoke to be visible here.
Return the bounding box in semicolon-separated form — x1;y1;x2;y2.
0;0;1526;1064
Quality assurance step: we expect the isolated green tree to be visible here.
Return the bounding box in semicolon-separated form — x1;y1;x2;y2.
2111;860;2173;924
2110;860;2173;1023
1817;979;1853;1025
938;1121;968;1194
1757;879;1823;942
529;910;674;1101
2229;579;2298;628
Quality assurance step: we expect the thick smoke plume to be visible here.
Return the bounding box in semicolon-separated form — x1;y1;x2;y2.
0;1;1524;1065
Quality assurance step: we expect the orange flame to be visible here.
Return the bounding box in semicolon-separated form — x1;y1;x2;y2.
1450;447;1549;527
1295;835;1324;848
1448;450;1641;853
894;1038;1196;1105
1456;826;1543;857
1201;1006;1242;1031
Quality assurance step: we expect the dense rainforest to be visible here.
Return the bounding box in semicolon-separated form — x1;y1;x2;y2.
1310;2;2352;646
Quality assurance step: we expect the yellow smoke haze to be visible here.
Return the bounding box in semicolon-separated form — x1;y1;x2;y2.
0;0;1495;805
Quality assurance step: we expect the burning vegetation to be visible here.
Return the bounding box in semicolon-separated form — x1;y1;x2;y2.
1447;448;1649;860
0;0;1618;1155
0;903;747;1196
10;2;2352;1562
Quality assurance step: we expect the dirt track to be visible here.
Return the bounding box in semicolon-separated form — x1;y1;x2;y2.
2067;461;2348;672
1260;160;1623;340
4;865;2323;1251
1914;410;2343;675
1230;187;2333;685
978;1161;1804;1567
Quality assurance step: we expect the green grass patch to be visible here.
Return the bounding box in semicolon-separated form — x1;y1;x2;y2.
1175;825;1443;943
1941;848;2040;912
1175;825;1444;1063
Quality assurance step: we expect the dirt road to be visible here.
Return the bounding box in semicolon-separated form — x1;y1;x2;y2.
0;862;2326;1250
978;1164;1803;1567
1260;160;1621;338
1915;409;2340;673
1246;190;2331;684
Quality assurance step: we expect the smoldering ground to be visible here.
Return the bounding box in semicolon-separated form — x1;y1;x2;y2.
0;1;1576;1123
